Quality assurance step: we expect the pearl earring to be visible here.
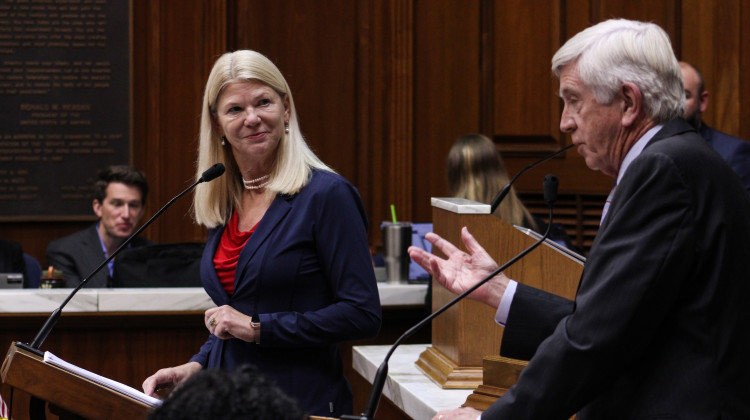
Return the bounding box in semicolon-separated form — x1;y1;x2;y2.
221;136;226;146
284;123;289;134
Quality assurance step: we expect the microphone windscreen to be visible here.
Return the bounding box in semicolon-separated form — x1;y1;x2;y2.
200;163;226;182
543;174;559;205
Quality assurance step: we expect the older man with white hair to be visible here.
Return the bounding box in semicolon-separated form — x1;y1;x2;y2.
412;19;750;420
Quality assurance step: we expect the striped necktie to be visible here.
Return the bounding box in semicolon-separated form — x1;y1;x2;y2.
600;185;616;225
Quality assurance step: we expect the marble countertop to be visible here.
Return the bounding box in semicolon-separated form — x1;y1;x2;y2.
0;283;427;313
353;344;473;420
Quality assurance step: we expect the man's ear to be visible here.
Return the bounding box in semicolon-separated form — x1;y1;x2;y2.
699;90;710;113
92;199;103;218
620;82;642;127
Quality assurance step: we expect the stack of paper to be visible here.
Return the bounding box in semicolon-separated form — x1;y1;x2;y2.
43;351;162;407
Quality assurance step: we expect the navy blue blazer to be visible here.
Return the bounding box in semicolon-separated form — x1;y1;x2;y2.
190;170;382;417
700;124;750;196
485;119;750;419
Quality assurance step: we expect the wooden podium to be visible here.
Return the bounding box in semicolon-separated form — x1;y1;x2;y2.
415;198;583;390
1;342;152;420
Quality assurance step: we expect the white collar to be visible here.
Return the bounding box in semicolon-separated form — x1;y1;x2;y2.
616;124;663;185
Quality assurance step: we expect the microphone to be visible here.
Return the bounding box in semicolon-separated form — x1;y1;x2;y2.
344;174;560;420
543;174;559;205
199;162;226;183
17;163;226;355
490;144;573;213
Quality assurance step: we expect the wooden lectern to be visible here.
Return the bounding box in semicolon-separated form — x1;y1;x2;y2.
1;342;152;420
415;198;583;390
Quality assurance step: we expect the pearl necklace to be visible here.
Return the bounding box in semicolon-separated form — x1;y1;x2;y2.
242;174;269;190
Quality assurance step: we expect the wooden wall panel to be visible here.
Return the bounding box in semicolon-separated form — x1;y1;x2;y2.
492;0;562;150
229;1;359;182
680;0;744;137
502;0;610;195
590;0;680;41
354;1;385;245
411;0;482;224
741;2;750;141
4;0;750;264
131;0;226;245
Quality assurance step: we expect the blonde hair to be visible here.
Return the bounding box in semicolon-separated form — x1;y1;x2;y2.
193;50;334;228
447;134;537;229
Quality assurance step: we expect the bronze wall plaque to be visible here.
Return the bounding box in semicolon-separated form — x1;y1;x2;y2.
0;0;130;220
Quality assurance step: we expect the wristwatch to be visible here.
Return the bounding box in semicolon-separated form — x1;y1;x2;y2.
250;314;261;344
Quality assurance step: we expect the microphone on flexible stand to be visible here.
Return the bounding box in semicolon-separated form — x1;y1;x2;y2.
343;174;560;420
490;144;573;213
16;163;226;356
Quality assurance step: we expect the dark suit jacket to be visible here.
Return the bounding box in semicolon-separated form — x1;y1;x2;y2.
46;224;153;287
484;119;750;419
700;124;750;196
0;239;25;274
189;170;382;417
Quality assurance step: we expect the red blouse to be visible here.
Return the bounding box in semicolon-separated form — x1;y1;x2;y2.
213;210;258;295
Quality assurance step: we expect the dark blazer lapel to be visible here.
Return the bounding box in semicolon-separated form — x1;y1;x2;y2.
84;224;102;259
646;118;696;147
235;195;293;279
83;224;109;284
201;226;229;303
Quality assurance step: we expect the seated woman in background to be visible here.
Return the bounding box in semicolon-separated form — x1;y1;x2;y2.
447;133;576;250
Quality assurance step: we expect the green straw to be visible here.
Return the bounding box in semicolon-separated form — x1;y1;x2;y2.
390;204;397;223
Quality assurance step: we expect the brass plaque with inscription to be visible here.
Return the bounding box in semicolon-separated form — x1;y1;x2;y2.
0;0;131;220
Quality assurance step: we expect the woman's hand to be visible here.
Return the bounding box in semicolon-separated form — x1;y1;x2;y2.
205;305;257;343
142;361;202;397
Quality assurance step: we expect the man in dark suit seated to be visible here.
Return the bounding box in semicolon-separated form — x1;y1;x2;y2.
680;61;750;195
410;19;750;419
46;165;152;287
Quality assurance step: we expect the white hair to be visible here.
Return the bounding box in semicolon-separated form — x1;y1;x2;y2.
552;19;684;122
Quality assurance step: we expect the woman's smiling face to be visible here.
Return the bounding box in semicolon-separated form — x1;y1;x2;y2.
214;79;290;165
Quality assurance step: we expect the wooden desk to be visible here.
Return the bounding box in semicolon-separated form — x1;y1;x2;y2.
0;285;429;419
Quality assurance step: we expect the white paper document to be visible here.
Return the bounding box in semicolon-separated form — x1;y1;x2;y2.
43;351;162;407
513;225;586;264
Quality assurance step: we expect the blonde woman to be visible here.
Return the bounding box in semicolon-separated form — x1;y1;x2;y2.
143;50;381;417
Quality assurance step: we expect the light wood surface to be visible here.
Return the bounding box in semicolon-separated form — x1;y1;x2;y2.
1;342;151;420
417;206;583;389
0;286;430;420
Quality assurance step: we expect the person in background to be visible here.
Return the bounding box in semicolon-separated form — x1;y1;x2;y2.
147;364;309;420
142;50;381;418
0;239;25;276
411;19;750;419
447;133;576;250
46;165;151;287
679;61;750;195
